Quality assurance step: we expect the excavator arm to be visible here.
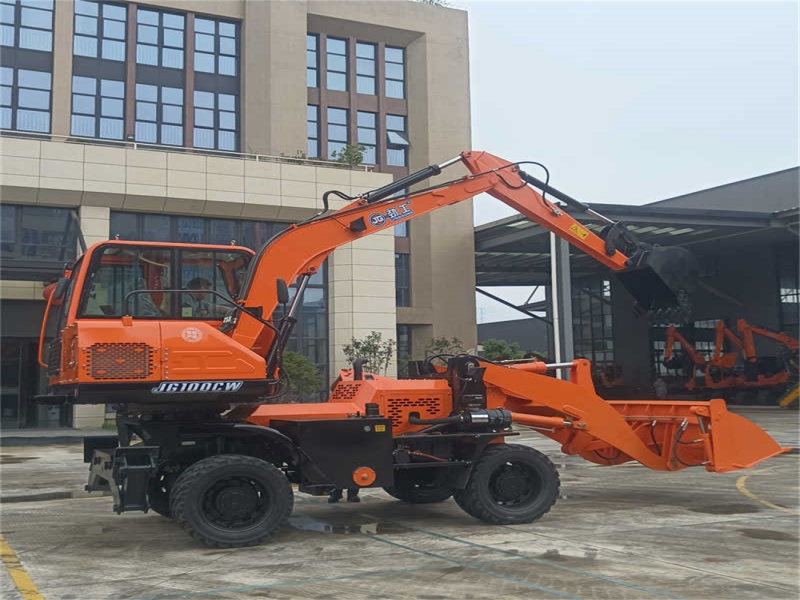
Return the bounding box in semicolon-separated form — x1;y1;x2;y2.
230;151;698;369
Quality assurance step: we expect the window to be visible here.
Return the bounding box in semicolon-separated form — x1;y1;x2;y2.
356;42;375;95
386;114;409;167
778;246;799;333
307;104;319;158
0;66;51;132
70;76;124;139
0;205;78;264
397;324;411;361
134;83;183;145
194;17;238;76
395;253;410;306
357;111;376;164
136;8;184;69
327;106;347;158
385;46;405;99
571;278;613;366
193;90;237;151
394;221;408;237
306;34;318;88
326;37;347;92
73;1;126;62
0;0;53;51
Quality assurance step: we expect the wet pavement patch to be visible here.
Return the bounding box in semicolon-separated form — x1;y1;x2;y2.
288;514;411;535
0;454;38;464
689;503;761;514
739;528;799;542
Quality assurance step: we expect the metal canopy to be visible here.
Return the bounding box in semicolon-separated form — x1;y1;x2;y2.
475;204;797;287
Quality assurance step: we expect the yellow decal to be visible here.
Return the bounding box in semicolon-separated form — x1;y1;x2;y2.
375;424;386;432
569;223;590;240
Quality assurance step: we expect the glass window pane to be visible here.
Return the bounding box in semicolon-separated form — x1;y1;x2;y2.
162;86;182;105
74;34;97;57
218;130;235;151
357;78;375;97
307;139;318;158
162;13;183;30
194;90;214;108
358;128;376;145
136;43;157;65
16;109;49;132
385;46;403;63
218;93;235;111
195;32;213;52
101;78;123;98
73;75;96;94
194;108;213;127
356;58;374;76
327;54;346;73
18;69;50;90
0;3;11;24
19;88;48;109
75;15;97;35
136;83;157;101
219;36;235;56
162;48;183;69
162;104;182;124
0;24;13;47
103;4;126;21
71;114;94;136
386;79;404;99
142;214;169;240
72;94;94;114
20;7;50;28
219;111;235;130
327;141;345;158
103;18;125;40
0;67;11;85
356;42;374;59
326;37;345;54
0;106;11;128
136;101;155;121
76;0;98;16
306;51;317;69
327;72;346;92
385;62;404;80
163;28;183;49
218;22;235;37
306;104;317;120
328;124;346;141
20;28;51;51
387;148;406;167
306;121;317;139
137;23;157;44
161;124;182;145
386;114;405;131
101;97;123;117
357;111;375;127
306;68;317;88
0;86;10;106
194;52;214;73
362;145;376;164
195;18;214;34
328;107;346;125
193;127;213;148
387;130;409;146
218;55;235;75
101;39;125;61
99;117;123;139
306;34;317;51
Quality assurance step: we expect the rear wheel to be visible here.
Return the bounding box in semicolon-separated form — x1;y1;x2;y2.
384;468;453;504
170;454;293;548
454;444;559;525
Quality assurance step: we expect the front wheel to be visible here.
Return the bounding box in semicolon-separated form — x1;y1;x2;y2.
170;454;293;548
454;444;559;525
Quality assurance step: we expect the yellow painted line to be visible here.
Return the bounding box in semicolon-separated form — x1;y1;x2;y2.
736;467;800;516
0;534;44;600
778;385;799;408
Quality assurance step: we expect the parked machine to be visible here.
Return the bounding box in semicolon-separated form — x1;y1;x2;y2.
35;151;789;547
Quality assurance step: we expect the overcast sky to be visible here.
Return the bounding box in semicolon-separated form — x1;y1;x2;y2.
460;0;799;322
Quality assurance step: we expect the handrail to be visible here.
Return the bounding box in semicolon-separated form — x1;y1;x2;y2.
0;129;375;172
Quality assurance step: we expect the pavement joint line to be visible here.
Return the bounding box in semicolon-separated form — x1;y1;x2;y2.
126;561;516;600
735;467;800;515
0;533;44;600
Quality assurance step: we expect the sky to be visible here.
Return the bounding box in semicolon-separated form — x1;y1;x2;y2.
459;0;799;322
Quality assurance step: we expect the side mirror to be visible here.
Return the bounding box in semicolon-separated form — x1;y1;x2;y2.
52;277;69;300
276;278;290;305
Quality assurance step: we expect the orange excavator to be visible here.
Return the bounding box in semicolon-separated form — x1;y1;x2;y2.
35;151;790;547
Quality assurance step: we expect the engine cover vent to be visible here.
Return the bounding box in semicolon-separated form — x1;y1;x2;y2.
87;343;155;380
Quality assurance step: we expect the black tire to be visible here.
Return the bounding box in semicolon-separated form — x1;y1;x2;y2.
148;473;172;518
170;454;293;548
454;444;559;525
383;468;454;504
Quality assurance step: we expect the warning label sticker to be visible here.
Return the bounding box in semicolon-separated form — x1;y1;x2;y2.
569;223;590;240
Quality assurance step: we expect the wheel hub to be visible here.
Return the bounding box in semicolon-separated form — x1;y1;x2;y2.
490;463;539;506
203;476;267;529
216;486;258;518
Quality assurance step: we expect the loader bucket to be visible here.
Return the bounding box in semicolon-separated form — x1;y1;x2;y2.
615;245;699;320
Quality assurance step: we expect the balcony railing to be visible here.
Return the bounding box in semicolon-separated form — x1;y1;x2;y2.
0;129;376;172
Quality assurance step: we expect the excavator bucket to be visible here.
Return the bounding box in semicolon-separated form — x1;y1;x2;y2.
615;245;699;321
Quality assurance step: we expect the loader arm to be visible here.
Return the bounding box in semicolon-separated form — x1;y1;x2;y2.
711;320;743;363
231;151;695;366
738;318;799;361
664;326;707;367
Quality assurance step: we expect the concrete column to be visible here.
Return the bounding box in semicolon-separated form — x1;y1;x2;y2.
51;0;74;137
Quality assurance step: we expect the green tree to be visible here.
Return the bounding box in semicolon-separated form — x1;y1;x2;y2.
343;331;396;375
424;336;466;357
281;351;322;402
481;338;525;361
331;143;366;167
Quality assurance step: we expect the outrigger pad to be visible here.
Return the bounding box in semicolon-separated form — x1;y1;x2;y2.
616;246;699;322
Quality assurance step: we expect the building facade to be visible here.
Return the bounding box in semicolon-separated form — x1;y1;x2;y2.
0;0;475;428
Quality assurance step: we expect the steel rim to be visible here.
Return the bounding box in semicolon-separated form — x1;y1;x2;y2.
200;475;270;531
488;461;541;508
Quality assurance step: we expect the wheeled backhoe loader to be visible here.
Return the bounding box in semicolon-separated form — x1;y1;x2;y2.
35;151;790;547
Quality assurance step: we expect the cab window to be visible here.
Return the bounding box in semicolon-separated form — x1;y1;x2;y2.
178;250;249;319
